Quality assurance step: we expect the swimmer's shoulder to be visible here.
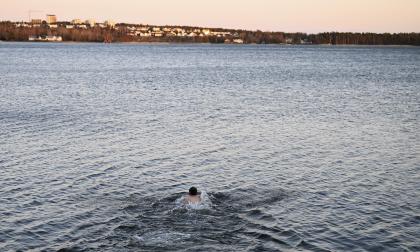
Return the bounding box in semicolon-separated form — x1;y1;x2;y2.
186;194;201;204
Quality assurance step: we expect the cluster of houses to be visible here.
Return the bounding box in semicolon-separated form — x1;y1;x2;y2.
15;15;116;30
14;14;244;43
126;26;244;43
11;14;313;44
63;19;116;29
124;26;234;39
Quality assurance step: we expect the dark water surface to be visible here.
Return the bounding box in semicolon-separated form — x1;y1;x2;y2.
0;42;419;251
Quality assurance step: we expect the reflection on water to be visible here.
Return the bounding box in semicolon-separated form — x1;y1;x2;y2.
0;42;419;251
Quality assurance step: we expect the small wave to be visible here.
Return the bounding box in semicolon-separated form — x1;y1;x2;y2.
174;191;212;210
209;187;288;212
133;231;191;246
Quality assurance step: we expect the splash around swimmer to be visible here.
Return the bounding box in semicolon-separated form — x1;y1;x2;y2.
185;187;201;204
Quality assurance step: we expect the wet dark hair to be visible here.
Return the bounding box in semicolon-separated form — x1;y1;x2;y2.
189;187;198;196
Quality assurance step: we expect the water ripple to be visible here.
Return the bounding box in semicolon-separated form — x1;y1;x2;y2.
1;43;419;251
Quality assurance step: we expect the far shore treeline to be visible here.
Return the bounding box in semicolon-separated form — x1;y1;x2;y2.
1;21;420;45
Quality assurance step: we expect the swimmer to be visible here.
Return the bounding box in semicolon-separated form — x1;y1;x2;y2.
185;187;201;204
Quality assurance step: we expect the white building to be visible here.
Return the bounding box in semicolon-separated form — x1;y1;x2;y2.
139;32;151;37
29;35;62;42
47;35;62;41
85;19;96;27
211;31;231;37
173;28;184;33
285;38;293;44
71;19;83;25
104;20;116;28
46;14;57;24
152;31;164;37
202;29;210;35
15;22;29;28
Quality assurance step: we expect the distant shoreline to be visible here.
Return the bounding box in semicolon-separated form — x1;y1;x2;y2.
1;21;420;46
1;40;419;47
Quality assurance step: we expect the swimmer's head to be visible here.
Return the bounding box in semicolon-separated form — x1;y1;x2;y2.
189;187;198;196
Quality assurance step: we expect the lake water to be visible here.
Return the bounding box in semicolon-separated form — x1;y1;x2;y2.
0;42;419;251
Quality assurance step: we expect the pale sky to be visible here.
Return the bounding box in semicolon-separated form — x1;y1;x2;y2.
1;0;420;33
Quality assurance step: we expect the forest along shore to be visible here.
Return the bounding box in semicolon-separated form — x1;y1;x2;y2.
1;21;420;45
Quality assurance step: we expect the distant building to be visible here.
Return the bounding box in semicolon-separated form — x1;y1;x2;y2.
66;25;74;29
31;19;42;25
300;39;312;44
15;22;29;28
138;32;151;37
202;29;210;35
85;19;96;27
71;19;83;25
285;38;293;44
233;39;244;44
211;31;231;37
138;27;149;32
104;20;116;28
46;14;57;24
152;31;164;37
29;35;62;42
47;35;62;41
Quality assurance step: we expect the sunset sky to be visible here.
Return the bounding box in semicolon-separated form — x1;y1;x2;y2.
2;0;420;33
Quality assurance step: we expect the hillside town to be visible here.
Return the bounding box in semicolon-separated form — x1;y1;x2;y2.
13;14;247;43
